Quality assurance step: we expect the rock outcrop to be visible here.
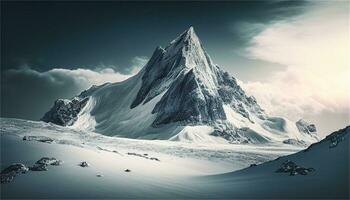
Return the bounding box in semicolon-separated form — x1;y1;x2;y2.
41;97;88;126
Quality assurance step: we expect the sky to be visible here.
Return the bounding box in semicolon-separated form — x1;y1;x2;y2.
1;1;349;138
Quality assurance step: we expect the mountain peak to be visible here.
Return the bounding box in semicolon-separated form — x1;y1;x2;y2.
178;26;196;40
167;26;201;51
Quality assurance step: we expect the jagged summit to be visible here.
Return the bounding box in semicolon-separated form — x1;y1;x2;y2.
130;26;216;108
42;27;319;145
168;26;201;51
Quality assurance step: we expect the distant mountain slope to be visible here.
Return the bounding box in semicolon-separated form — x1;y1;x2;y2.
42;27;318;145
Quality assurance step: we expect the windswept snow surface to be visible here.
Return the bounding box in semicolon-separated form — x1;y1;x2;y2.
1;118;348;199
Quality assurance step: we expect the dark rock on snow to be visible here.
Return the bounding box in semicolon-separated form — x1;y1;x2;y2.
29;157;63;171
276;160;315;176
23;135;54;143
282;139;308;147
79;161;90;167
41;97;89;126
1;163;29;184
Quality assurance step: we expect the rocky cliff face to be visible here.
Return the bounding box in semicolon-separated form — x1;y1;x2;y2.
132;27;265;127
41;98;88;126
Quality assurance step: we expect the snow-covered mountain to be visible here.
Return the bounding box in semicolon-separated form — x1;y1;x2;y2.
42;27;318;145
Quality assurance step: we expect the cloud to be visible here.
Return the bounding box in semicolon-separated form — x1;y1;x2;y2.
129;56;149;74
240;1;350;121
1;56;148;120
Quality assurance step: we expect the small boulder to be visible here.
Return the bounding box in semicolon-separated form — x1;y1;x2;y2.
124;169;131;172
150;157;160;161
1;163;29;183
79;161;89;167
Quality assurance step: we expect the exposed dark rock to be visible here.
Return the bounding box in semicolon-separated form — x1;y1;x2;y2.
250;164;257;167
276;160;315;176
35;157;63;166
23;136;54;143
211;126;269;144
296;119;317;136
150;157;160;161
41;97;89;126
29;164;48;171
283;139;308;147
1;163;29;184
127;152;160;161
29;157;63;171
124;169;131;172
79;161;89;167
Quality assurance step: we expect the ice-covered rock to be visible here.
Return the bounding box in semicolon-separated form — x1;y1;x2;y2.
1;163;29;184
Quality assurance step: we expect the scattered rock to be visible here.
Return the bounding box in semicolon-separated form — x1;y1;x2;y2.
328;133;345;148
250;164;257;167
29;164;48;171
35;157;62;165
127;152;160;161
79;161;89;167
96;174;103;177
276;160;315;176
1;163;29;184
29;157;63;171
150;157;160;161
51;160;64;166
23;136;54;143
124;169;131;172
282;139;308;147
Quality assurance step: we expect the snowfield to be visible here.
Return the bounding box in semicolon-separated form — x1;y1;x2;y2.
1;118;348;199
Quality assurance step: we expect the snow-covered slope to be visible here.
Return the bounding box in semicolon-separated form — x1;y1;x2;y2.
1;118;348;199
198;125;349;198
42;27;318;145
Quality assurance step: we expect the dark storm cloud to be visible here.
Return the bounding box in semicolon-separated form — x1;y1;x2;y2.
1;1;309;120
1;1;308;71
1;68;85;120
0;66;138;120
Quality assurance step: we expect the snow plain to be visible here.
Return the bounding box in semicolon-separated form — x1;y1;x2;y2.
1;118;348;199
